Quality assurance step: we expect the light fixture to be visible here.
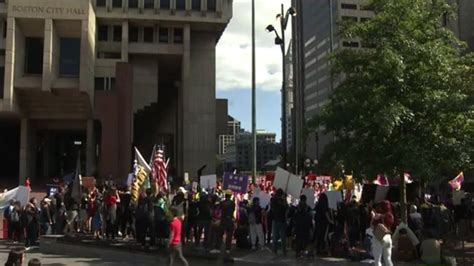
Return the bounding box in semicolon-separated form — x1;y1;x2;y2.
288;7;297;16
274;37;283;45
265;24;275;32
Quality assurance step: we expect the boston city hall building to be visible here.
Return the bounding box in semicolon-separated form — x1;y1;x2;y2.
0;0;232;185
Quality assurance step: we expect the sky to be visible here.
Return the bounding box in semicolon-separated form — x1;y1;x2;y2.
216;0;292;142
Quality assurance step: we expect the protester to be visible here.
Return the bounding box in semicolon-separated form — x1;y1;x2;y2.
168;208;189;266
314;193;331;255
24;198;40;248
104;187;120;240
294;195;313;258
248;197;265;250
4;247;25;266
4;200;15;241
27;258;41;266
371;200;394;266
9;202;22;243
209;194;222;253
196;192;211;248
40;197;53;235
217;190;236;254
271;189;288;256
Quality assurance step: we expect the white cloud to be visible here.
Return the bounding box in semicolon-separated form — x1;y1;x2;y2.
216;0;292;92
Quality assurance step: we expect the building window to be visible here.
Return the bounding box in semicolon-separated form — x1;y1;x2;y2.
192;0;201;11
207;0;216;11
112;0;122;8
360;17;371;23
341;16;358;23
159;27;169;43
160;0;170;9
95;77;115;91
97;52;121;59
342;41;359;48
341;3;357;10
0;67;4;99
144;0;154;9
173;28;183;43
24;37;44;75
98;25;108;41
59;38;80;76
96;0;106;7
3;21;6;39
113;25;122;42
176;0;185;10
129;26;139;42
129;0;138;8
143;27;154;43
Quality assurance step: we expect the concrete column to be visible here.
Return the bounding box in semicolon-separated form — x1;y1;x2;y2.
86;119;96;176
42;19;53;92
178;24;190;177
121;20;129;61
19;119;30;185
3;17;15;103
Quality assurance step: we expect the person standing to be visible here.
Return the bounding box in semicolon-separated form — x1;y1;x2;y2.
294;195;312;258
314;193;332;255
40;198;53;235
9;201;22;243
271;189;288;256
169;208;189;266
218;190;236;254
196;193;211;248
104;187;120;240
248;197;265;250
371;200;394;266
25;198;40;248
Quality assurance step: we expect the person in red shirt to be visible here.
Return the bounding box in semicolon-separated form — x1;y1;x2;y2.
169;207;189;266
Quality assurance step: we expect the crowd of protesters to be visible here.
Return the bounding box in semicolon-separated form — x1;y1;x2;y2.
2;178;472;265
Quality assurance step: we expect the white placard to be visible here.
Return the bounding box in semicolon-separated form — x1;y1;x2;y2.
287;174;304;198
453;190;465;205
375;185;390;203
256;192;271;208
326;191;343;210
184;172;190;184
192;182;198;192
200;174;217;189
302;188;316;209
16;186;30;207
273;167;290;190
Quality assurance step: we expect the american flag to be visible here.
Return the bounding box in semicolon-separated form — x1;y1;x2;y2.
152;149;168;192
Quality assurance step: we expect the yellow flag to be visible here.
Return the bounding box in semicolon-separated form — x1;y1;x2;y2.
344;175;354;190
333;180;343;191
131;166;148;204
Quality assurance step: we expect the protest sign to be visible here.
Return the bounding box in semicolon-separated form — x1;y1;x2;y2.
192;182;198;192
200;175;217;189
302;188;316;209
273;167;303;197
273;167;289;191
258;192;271;208
375;185;390;203
223;173;249;193
325;191;343;209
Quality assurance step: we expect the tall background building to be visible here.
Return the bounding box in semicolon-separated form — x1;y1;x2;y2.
0;0;233;187
291;0;473;173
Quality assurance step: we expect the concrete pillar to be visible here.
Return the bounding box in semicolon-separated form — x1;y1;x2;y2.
178;24;190;177
3;17;15;104
86;119;96;175
19;119;30;185
121;20;129;61
42;19;53;92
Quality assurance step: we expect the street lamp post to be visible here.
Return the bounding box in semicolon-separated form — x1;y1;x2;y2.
266;4;296;171
251;0;257;184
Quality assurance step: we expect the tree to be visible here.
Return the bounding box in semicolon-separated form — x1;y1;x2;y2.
309;0;474;222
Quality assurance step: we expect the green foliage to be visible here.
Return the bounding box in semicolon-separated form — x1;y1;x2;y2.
309;0;474;182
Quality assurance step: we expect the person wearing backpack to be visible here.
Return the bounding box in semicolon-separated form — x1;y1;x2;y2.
248;197;264;250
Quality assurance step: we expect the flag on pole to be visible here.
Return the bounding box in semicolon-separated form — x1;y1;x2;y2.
152;149;168;192
131;147;151;204
71;151;82;203
449;172;464;191
374;174;389;186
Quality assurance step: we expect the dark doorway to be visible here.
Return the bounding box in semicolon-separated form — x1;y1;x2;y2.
0;120;20;188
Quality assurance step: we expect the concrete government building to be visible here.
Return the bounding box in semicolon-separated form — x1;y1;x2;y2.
0;0;233;186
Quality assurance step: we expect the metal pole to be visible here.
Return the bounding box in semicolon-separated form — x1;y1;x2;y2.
251;0;257;183
281;4;287;171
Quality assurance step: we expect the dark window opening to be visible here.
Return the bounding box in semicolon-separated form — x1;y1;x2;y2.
360;4;374;11
24;37;44;75
143;27;154;43
110;78;116;90
129;0;138;8
342;41;359;48
159;28;169;43
192;0;201;11
160;0;170;9
341;3;357;9
96;0;106;7
95;77;105;91
113;25;122;42
98;25;108;41
129;26;139;42
341;16;358;23
360;17;371;23
3;21;6;39
59;38;80;76
176;0;185;10
173;28;183;43
144;0;154;9
97;52;121;59
112;0;122;8
207;0;216;11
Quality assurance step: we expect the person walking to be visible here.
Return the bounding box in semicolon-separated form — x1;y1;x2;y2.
294;195;313;258
217;190;236;254
169;208;189;266
371;200;394;266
